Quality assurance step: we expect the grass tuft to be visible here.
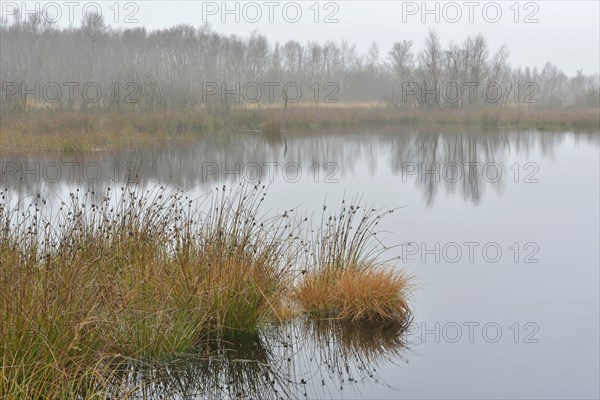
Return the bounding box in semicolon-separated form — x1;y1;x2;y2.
295;200;413;324
0;185;412;397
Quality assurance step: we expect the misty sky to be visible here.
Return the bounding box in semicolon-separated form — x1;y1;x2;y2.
5;1;600;76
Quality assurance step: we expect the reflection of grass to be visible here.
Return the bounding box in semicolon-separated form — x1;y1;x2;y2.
303;318;410;366
101;318;412;399
1;106;598;152
105;336;277;399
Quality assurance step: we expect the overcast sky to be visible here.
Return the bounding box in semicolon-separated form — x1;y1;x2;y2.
5;1;599;76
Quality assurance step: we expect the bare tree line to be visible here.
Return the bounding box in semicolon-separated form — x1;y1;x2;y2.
1;13;598;112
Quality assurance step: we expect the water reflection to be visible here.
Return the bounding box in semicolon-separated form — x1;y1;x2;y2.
105;319;410;399
2;128;598;206
3;128;598;398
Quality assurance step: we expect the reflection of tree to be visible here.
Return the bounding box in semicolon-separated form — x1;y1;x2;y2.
103;319;411;399
2;129;598;206
389;128;503;206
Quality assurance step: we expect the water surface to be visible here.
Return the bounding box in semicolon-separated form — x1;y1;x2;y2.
2;127;599;399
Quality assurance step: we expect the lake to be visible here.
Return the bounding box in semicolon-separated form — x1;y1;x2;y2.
1;127;599;399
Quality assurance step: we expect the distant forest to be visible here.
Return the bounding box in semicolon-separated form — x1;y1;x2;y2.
1;12;599;112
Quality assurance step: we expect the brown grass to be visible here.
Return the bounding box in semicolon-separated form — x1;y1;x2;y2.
1;106;597;152
295;200;413;324
0;184;413;397
0;184;301;398
260;118;283;136
296;264;413;323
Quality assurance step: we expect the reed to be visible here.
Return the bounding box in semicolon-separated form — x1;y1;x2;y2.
295;200;413;324
0;184;300;397
1;106;597;152
0;185;412;397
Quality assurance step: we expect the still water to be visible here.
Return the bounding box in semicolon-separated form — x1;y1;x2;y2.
2;127;599;399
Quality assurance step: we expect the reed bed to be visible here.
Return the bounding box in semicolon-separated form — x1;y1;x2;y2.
0;185;412;398
1;106;597;152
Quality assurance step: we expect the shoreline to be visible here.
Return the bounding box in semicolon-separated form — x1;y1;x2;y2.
1;106;598;153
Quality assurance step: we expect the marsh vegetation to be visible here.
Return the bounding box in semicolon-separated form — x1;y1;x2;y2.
2;106;598;153
0;184;412;398
1;7;599;399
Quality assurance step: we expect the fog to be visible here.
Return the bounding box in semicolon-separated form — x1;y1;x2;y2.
2;3;599;111
2;1;598;76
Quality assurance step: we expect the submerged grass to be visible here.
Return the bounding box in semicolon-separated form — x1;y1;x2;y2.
0;185;412;398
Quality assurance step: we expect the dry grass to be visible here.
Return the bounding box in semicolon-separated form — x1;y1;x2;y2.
1;106;597;152
0;184;413;397
296;265;413;323
295;200;414;324
260;118;283;136
336;266;412;322
0;184;300;398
